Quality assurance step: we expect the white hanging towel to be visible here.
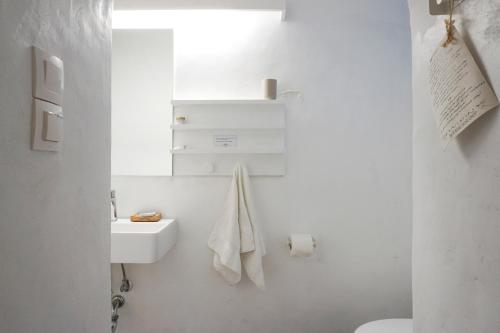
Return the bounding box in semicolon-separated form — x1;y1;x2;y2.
208;164;266;290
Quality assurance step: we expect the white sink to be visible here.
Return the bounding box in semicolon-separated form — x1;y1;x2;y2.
111;219;178;264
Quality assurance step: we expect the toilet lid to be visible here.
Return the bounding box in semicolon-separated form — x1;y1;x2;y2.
354;319;413;333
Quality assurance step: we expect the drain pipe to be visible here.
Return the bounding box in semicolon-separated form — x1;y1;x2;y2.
111;264;131;332
120;263;132;292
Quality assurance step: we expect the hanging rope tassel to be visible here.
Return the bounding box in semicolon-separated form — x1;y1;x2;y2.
442;18;456;48
442;0;456;48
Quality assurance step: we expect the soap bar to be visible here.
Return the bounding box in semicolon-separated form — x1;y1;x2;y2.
130;213;162;222
137;211;157;217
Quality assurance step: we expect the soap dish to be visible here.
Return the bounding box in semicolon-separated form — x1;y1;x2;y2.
130;213;162;222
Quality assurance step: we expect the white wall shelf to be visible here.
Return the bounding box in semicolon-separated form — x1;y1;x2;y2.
172;124;285;131
172;99;284;106
172;99;286;176
172;148;285;155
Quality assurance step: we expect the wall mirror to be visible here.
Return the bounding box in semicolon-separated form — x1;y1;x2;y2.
112;29;174;176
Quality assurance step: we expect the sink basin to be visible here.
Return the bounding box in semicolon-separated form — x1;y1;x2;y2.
111;219;178;264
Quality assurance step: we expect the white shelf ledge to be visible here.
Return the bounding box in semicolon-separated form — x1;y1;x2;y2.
171;124;285;131
172;99;284;106
172;148;285;155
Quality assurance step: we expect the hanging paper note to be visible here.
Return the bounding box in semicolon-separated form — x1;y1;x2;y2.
429;27;499;142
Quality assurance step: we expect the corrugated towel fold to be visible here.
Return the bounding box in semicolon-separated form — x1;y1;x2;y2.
208;163;266;290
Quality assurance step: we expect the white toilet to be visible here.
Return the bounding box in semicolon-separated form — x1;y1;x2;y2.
355;319;412;333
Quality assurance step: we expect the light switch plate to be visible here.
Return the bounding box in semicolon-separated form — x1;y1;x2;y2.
43;110;63;142
32;46;64;106
32;99;63;152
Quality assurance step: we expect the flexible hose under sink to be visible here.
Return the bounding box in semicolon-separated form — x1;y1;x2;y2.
111;295;125;333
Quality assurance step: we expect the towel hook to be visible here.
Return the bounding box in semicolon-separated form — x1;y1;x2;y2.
429;0;466;15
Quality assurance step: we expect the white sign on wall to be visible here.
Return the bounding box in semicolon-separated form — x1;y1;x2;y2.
214;135;238;147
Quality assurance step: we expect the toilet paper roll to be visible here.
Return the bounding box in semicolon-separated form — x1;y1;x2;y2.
262;79;277;100
289;234;315;257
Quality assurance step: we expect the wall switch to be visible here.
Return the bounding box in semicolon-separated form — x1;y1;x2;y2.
32;99;63;152
32;46;64;106
43;110;63;142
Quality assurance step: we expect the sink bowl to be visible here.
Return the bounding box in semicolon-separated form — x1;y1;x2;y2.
111;219;178;264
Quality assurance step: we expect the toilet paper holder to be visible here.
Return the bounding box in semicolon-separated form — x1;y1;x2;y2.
287;236;317;250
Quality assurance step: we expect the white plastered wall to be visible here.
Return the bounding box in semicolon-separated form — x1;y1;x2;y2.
111;1;413;332
408;1;500;332
0;1;111;332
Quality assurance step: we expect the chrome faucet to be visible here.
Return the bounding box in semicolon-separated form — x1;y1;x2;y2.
111;190;118;222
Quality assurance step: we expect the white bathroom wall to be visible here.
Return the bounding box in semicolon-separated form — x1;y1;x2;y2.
0;1;111;332
111;1;413;332
408;1;500;332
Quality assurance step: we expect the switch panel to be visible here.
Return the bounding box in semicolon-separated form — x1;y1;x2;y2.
32;99;63;152
32;46;64;106
43;110;63;142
